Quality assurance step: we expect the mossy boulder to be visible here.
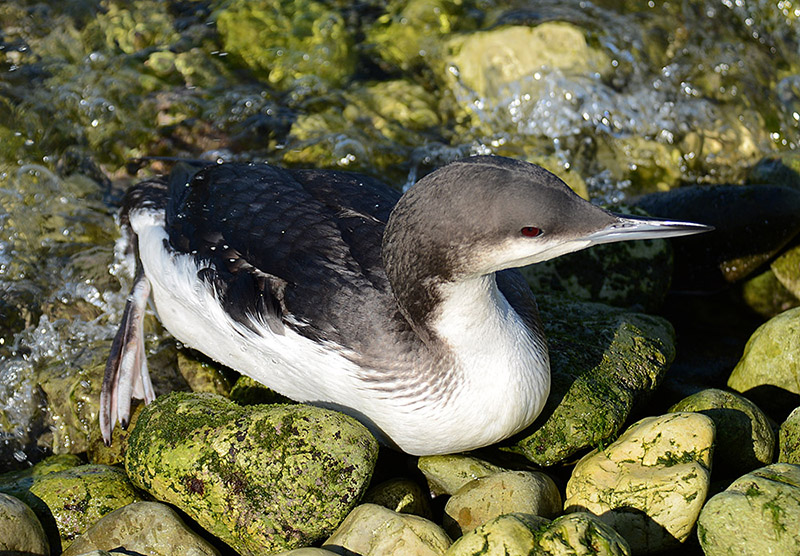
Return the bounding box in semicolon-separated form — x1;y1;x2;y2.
564;413;714;554
509;295;677;466
444;512;631;556
323;503;451;556
771;244;800;299
0;463;144;553
741;268;800;319
124;392;378;556
522;235;674;312
669;388;775;476
728;306;800;416
697;463;800;555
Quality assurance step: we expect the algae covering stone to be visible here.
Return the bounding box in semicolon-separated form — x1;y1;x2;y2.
0;464;145;553
697;463;800;555
124;392;378;556
443;471;561;537
564;413;714;554
417;454;504;496
323;503;451;556
62;501;219;556
669;388;775;475
522;233;674;312
779;406;800;464
443;513;548;556
0;492;49;556
444;512;631;556
741;268;800;319
510;294;677;466
771;244;800;299
214;0;354;91
728;306;800;405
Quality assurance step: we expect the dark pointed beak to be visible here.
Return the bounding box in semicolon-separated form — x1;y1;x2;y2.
586;213;713;245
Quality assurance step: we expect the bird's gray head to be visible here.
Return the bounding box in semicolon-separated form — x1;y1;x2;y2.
382;155;709;327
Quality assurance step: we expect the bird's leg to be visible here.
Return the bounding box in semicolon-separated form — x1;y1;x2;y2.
99;265;155;445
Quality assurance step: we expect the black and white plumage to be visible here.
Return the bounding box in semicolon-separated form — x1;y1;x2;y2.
100;156;710;455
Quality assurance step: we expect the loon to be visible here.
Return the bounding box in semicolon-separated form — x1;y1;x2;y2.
99;156;709;455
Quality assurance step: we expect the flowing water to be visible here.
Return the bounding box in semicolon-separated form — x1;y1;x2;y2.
0;0;798;469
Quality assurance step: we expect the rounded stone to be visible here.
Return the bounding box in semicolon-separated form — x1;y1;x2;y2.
323;503;451;556
0;492;49;555
565;413;714;554
728;306;800;413
417;454;504;496
274;549;339;556
779;406;800;464
61;501;219;556
535;513;631;556
697;463;800;555
444;470;562;537
362;478;433;519
124;392;378;556
669;388;775;475
443;513;548;556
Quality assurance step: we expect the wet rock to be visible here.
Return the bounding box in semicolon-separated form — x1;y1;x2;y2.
363;478;433;519
0;492;49;556
276;549;339;556
697;463;800;555
446;23;610;102
125;392;378;556
215;0;354;91
62;501;219;556
176;350;232;397
564;413;714;554
510;294;677;466
0;463;144;553
741;268;800;319
669;388;775;476
228;374;291;405
778;406;800;464
522;231;674;312
417;454;504;496
444;512;631;556
323;503;451;556
443;471;561;537
596;136;683;193
633;184;800;289
728;306;800;417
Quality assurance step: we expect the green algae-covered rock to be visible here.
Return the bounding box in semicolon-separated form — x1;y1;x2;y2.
510;295;677;466
771;244;800;299
697;463;800;555
728;306;800;406
0;492;49;556
362;478;433;519
522;235;674;312
443;471;561;537
444;512;631;556
125;392;378;556
62;501;219;556
564;413;714;554
746;152;800;190
669;388;775;476
0;464;144;553
779;406;800;464
417;454;505;497
214;0;353;91
323;503;451;556
741;268;800;319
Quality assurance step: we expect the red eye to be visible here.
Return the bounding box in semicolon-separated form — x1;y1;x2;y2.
521;226;542;237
